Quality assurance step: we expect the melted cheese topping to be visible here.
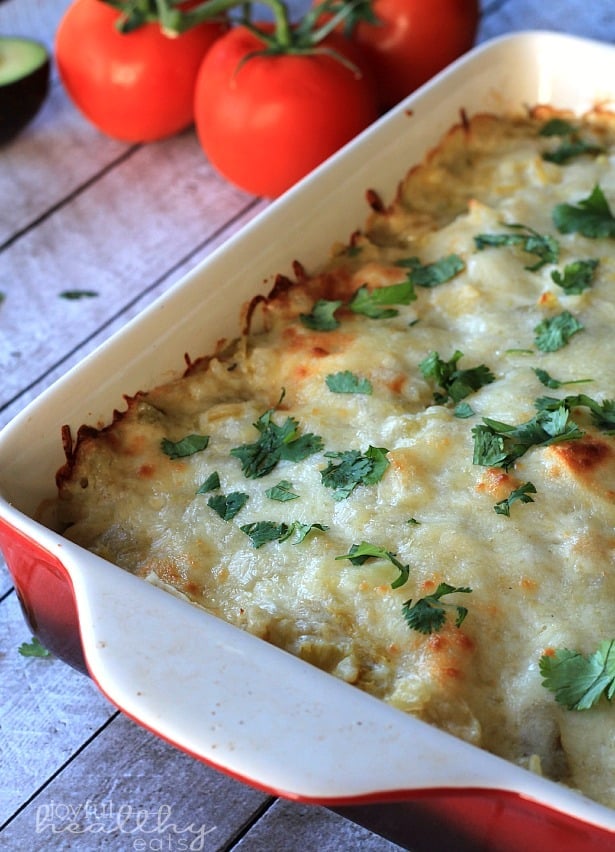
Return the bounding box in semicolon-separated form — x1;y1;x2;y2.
55;111;615;809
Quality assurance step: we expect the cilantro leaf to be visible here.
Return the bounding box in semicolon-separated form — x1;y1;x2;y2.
533;368;592;390
240;521;288;548
419;350;495;404
286;521;329;544
161;434;209;459
196;471;221;493
326;371;373;395
265;479;299;501
474;223;559;271
321;445;389;500
59;289;99;300
335;541;410;588
539;640;615;710
539;119;604;165
454;402;475;419
207;491;249;521
535;393;615;433
231;407;324;478
402;583;472;634
299;299;343;331
539;118;577;137
395;253;465;287
553;185;615;238
534;310;583;352
240;520;328;548
551;258;598;294
472;406;584;470
349;280;415;319
493;481;537;516
18;636;52;658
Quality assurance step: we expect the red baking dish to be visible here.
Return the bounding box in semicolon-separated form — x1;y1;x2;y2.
1;31;614;851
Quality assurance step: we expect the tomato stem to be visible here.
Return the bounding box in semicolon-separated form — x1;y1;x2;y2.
102;0;361;51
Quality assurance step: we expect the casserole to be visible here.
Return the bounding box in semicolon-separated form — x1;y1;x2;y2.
1;30;614;851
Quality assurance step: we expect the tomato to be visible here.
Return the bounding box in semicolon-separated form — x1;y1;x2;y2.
193;25;379;198
55;0;226;142
349;0;480;110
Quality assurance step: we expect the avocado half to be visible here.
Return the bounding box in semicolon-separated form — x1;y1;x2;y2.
0;36;50;144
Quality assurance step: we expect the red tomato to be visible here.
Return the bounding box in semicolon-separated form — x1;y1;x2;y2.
55;0;226;142
193;26;379;198
350;0;480;110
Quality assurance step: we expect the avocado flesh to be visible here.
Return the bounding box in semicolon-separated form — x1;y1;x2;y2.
0;36;50;143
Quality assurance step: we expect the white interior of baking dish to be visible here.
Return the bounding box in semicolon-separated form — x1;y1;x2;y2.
1;31;614;830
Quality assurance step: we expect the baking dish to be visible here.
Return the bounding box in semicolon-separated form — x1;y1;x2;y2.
1;30;614;851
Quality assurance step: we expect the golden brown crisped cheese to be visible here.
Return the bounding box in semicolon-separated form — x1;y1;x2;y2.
55;110;615;808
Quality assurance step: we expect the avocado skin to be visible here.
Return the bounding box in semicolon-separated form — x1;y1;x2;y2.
0;55;50;144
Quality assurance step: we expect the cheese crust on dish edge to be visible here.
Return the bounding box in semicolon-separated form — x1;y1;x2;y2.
54;109;615;809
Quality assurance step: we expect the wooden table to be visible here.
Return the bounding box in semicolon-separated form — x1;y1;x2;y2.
1;1;612;849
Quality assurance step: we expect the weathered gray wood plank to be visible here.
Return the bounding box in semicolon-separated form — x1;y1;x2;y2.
0;589;114;825
1;711;271;850
0;132;254;410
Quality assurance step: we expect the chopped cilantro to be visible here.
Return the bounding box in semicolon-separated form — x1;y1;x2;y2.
231;406;324;479
395;253;465;287
59;289;99;300
539;118;577;137
335;541;410;589
161;434;209;459
240;520;328;548
326;371;373;395
540;120;604;164
540;640;615;711
18;636;52;658
265;479;299;501
535;393;615;433
454;402;475;419
321;445;389;500
196;471;221;493
402;583;472;634
493;481;537;516
208;491;249;521
349;280;415;319
533;368;592;389
472;407;584;470
551;258;598;294
534;310;583;352
553;185;615;238
419;350;495;404
474;223;559;271
299;298;343;331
